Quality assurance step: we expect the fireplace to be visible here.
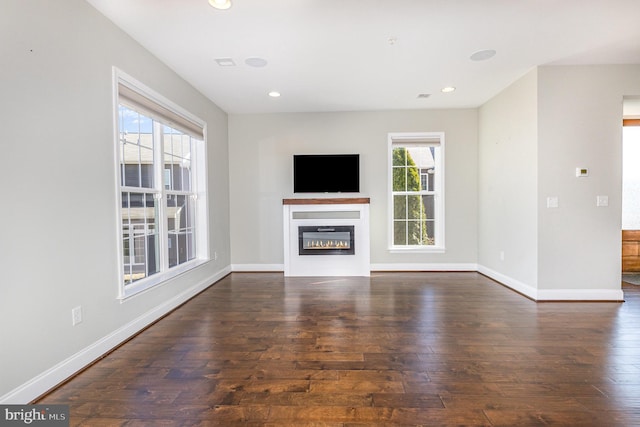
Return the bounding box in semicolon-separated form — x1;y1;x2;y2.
298;225;355;255
283;198;370;276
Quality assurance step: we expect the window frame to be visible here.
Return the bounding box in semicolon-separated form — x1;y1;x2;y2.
113;68;209;300
387;132;445;253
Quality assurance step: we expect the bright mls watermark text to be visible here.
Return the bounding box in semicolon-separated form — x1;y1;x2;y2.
0;405;69;426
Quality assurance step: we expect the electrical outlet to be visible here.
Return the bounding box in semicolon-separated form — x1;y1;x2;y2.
500;251;505;261
72;306;82;326
214;251;218;260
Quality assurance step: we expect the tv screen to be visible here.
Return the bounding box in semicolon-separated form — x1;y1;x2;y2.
293;154;359;193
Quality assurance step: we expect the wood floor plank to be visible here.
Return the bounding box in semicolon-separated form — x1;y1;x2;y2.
36;272;640;426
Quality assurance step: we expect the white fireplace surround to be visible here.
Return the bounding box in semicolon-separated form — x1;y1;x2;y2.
283;198;370;276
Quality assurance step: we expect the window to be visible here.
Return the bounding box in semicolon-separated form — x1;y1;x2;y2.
115;70;208;299
388;132;444;251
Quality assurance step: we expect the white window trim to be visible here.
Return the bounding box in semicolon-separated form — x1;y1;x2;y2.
387;132;445;253
112;68;210;301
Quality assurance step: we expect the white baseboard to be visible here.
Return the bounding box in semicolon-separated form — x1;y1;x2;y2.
478;265;624;301
231;263;477;273
535;288;624;301
477;265;539;300
230;264;284;272
0;266;231;404
371;263;478;272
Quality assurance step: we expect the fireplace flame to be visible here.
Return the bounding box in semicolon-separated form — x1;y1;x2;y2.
306;240;350;249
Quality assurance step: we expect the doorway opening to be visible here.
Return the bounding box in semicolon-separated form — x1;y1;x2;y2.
622;97;640;284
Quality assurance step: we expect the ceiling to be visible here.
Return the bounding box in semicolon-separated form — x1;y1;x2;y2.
85;0;640;115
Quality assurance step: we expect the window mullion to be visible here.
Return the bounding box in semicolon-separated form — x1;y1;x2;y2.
154;121;169;273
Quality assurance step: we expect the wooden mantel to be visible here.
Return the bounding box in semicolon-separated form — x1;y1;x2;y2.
283;197;370;205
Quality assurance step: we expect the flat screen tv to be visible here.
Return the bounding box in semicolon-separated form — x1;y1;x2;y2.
293;154;359;193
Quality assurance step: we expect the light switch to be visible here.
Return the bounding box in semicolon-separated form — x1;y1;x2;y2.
576;168;589;177
597;195;608;207
547;196;559;208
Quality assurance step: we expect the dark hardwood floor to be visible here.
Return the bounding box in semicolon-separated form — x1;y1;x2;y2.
38;272;640;426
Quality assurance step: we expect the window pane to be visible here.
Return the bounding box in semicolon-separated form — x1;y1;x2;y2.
121;191;159;285
420;172;428;192
407;221;422;245
122;159;140;188
187;232;195;262
426;168;435;191
393;195;407;220
123;234;132;275
425;221;435;245
407;147;434;173
392;147;407;166
181;151;192;192
163;129;193;192
167;194;177;232
406;195;423;220
392;167;406;192
119;105;154;189
167;192;179;267
178;233;187;264
133;233;146;264
129;192;144;208
393;221;407;245
145;193;160;276
140;162;154;188
167;194;193;267
168;234;178;268
187;196;196;230
146;234;159;275
121;190;133;285
406;166;421;191
176;195;187;231
423;194;434;219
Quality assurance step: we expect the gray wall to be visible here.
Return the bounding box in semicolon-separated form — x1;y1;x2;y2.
537;65;640;296
228;110;479;269
0;0;230;401
478;65;640;299
478;69;539;293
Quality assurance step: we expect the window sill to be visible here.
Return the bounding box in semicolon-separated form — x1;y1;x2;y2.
389;246;446;254
118;258;209;302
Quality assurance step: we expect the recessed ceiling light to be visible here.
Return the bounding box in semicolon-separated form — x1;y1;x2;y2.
441;86;456;93
208;0;231;10
215;58;236;67
417;93;431;99
470;49;496;61
245;57;268;68
268;91;281;98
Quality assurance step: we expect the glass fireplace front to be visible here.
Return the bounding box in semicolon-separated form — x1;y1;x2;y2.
298;225;355;255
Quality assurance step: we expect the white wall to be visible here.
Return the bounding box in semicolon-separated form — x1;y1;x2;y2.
478;69;539;295
228;109;478;270
0;0;230;402
537;65;640;298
